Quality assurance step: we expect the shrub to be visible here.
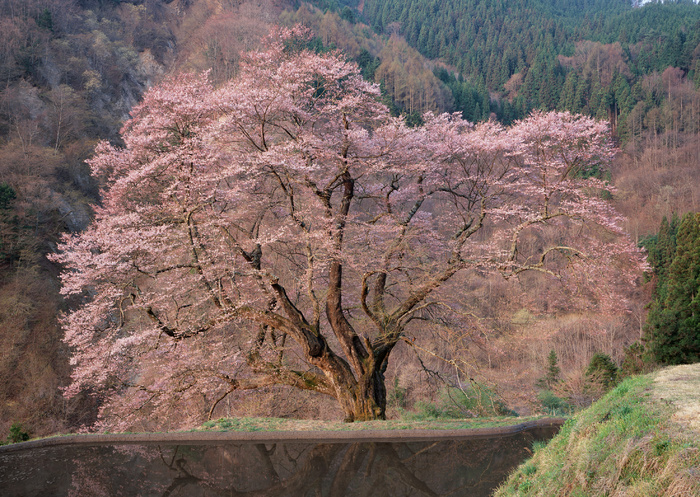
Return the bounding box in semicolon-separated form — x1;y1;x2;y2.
537;390;572;416
405;384;517;419
6;422;30;444
585;353;619;394
387;377;408;410
620;341;653;378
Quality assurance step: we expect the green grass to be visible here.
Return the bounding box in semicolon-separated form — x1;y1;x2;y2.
194;415;552;433
494;369;700;497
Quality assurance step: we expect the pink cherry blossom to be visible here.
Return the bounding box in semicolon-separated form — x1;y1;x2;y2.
51;28;647;430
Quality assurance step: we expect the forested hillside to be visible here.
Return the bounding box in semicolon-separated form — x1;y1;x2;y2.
363;0;700;124
359;0;700;231
1;0;698;436
0;0;180;435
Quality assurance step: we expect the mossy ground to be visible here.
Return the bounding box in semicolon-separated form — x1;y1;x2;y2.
495;365;700;496
194;415;549;433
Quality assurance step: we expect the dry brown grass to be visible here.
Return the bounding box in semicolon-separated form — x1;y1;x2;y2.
653;364;700;437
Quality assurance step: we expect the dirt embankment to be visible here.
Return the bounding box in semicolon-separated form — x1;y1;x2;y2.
0;416;565;454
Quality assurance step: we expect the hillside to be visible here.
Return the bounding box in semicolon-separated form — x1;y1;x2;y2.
495;363;700;496
0;0;181;436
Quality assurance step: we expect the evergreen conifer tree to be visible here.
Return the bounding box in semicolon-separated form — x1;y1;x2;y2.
537;350;561;389
559;71;579;111
644;213;700;364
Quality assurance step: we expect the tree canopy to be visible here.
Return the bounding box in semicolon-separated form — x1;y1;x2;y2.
53;27;646;430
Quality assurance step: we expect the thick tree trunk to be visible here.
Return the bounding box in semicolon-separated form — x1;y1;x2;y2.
335;367;387;422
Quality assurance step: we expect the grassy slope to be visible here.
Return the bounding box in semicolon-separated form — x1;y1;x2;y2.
495;364;700;496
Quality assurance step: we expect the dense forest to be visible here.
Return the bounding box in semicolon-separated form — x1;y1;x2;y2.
363;0;700;125
0;0;698;436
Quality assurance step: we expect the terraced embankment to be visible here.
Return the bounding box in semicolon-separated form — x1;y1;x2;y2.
0;416;564;452
495;364;700;496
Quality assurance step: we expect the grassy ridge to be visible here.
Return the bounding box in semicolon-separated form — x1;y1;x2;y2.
495;366;700;496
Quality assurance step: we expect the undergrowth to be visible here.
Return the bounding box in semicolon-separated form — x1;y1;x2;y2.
401;384;518;420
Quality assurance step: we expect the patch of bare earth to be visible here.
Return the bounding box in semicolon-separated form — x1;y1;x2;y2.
653;364;700;436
